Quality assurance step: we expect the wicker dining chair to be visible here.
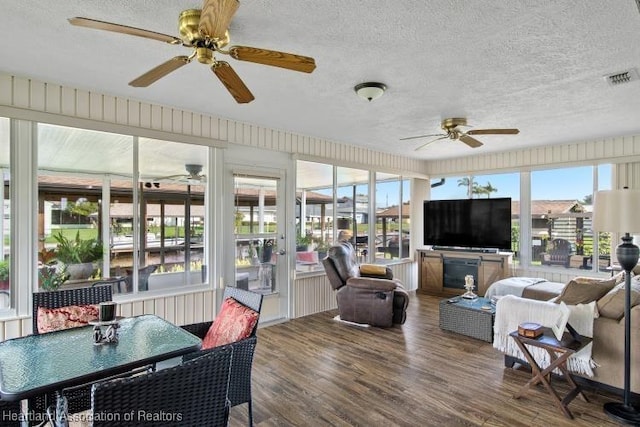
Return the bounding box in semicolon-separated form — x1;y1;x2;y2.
124;264;158;292
91;344;233;427
32;284;113;334
91;276;128;294
30;285;113;416
181;287;263;426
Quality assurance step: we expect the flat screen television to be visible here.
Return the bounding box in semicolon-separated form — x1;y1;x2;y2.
423;197;512;251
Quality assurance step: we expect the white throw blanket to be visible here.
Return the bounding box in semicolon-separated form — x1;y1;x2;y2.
493;295;597;377
484;277;548;298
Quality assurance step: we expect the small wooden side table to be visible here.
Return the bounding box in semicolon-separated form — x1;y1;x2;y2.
509;328;592;419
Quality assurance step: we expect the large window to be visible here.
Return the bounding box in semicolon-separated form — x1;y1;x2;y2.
375;173;410;260
337;166;369;261
430;173;520;259
296;160;412;273
139;138;208;290
233;175;280;292
0;118;9;309
296;161;334;273
36;124;209;295
37;124;132;292
429;167;613;272
531;165;611;272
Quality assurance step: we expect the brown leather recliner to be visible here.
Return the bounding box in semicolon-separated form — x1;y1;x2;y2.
322;241;409;327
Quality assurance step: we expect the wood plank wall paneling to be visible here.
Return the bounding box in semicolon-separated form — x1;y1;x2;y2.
426;135;640;176
0;73;426;174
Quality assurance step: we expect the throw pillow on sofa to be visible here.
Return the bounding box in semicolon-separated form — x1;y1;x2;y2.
555;277;617;305
597;278;640;320
202;297;259;350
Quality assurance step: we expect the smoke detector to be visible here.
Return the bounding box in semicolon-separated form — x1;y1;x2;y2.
603;68;639;87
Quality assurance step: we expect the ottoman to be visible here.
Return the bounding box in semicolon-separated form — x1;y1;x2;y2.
439;297;495;342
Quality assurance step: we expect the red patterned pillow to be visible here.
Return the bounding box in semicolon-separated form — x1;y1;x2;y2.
37;304;99;334
202;297;259;350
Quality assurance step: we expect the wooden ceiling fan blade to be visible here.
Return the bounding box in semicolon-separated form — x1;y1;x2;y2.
212;61;255;103
400;133;444;141
68;17;182;45
129;56;191;87
459;134;484;148
415;136;448;151
467;128;520;135
229;46;316;73
199;0;240;40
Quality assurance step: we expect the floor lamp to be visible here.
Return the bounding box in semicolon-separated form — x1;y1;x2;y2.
593;188;640;424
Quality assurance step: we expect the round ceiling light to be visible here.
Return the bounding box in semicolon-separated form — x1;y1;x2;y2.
354;82;387;102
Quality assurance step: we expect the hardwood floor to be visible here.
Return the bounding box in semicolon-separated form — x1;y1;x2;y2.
228;292;624;426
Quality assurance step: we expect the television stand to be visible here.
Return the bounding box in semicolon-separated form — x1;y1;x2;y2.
417;249;512;297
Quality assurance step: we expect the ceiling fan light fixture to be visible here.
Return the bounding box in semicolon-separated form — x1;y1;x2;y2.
354;82;386;102
185;164;203;176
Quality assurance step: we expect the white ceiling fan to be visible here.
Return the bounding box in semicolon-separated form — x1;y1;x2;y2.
147;164;207;184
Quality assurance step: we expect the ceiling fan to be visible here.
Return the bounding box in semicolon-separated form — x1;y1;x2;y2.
68;0;316;104
400;118;520;150
149;164;207;184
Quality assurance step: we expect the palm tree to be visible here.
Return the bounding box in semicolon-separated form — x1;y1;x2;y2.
483;182;498;198
457;176;476;199
471;183;487;198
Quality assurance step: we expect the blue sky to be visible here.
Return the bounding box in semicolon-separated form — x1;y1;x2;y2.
309;165;612;207
431;164;611;202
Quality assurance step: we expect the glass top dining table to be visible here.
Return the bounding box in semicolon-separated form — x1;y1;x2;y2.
0;314;201;402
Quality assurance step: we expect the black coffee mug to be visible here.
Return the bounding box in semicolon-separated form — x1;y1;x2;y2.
99;302;117;322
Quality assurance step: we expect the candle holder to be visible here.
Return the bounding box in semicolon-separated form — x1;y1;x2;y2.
89;317;123;345
462;275;478;299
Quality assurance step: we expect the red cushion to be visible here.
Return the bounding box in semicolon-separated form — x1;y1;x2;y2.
202;297;259;350
37;304;99;334
296;251;319;264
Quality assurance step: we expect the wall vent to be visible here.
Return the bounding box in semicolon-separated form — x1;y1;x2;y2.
604;69;639;86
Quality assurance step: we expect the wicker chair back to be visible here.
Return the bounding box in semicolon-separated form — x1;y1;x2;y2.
30;285;113;415
181;287;263;426
91;345;233;427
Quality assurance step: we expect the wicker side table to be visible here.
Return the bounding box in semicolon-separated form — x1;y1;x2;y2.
439;297;495;342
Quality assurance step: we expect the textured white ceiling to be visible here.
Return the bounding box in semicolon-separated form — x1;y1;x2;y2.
2;0;640;160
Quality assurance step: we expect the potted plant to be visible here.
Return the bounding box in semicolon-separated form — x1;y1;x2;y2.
38;264;69;291
0;259;9;290
296;234;312;252
53;231;103;280
314;238;330;260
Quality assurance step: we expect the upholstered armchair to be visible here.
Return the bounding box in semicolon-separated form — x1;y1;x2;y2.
322;241;409;327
